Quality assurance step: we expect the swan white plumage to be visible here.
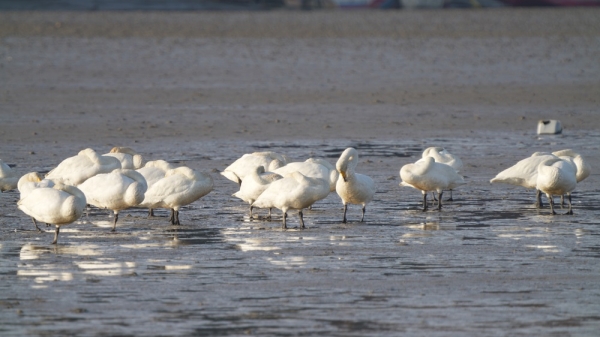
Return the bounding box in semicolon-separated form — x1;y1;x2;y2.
305;158;339;192
139;166;213;225
490;152;558;207
400;157;465;211
17;172;56;231
422;147;463;172
46;148;122;186
221;151;288;185
273;160;337;192
136;160;176;217
536;158;577;215
551;149;591;183
77;169;148;231
17;182;87;244
335;148;375;223
232;166;282;218
104;147;145;170
252;172;330;229
0;159;19;192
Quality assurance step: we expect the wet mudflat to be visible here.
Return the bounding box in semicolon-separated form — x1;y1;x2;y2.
1;131;599;336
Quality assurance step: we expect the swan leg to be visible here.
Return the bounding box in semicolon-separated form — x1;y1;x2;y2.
565;193;573;215
422;192;428;212
174;210;180;225
169;209;175;224
148;208;154;218
342;204;348;223
299;210;305;229
52;226;59;245
32;218;42;232
560;195;565;208
535;190;544;208
548;195;556;215
361;205;366;222
447;189;454;202
268;208;272;220
437;191;443;211
249;205;254;219
112;213;118;232
431;192;437;203
282;212;287;230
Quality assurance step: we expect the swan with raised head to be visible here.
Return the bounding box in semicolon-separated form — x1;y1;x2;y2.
139;166;213;225
335;148;375;223
252;172;330;229
46;148;121;186
536;158;577;215
490;152;557;208
17;182;87;244
104;146;145;170
136;160;176;217
232;166;282;218
18;172;56;231
221;151;287;185
77;169;147;231
400;157;465;211
0;159;19;192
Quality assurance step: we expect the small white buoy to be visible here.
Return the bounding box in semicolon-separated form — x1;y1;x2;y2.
537;120;562;135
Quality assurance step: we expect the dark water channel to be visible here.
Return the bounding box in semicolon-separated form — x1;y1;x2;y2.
1;131;600;336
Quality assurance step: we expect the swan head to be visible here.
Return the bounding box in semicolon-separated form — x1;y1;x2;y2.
110;146;138;155
336;148;359;181
422;147;444;158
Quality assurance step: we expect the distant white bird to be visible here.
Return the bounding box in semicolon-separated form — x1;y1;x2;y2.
104;146;145;170
490;152;557;208
400;157;465;211
136;160;176;217
536;158;577;215
221;151;287;185
17;182;87;244
46;148;121;186
232;166;282;218
422;147;463;200
17;172;56;231
139;166;213;225
77;169;148;231
335;148;375;223
0;159;19;192
253;172;330;229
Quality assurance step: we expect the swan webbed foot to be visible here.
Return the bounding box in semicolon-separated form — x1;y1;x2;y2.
564;210;573;215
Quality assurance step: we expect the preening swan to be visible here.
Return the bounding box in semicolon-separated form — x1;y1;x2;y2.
136;160;176;217
104;147;145;170
490;152;557;208
139;166;213;225
0;159;19;192
17;172;56;231
17;182;87;244
46;148;121;186
252;172;330;229
400;157;465;211
221;151;287;185
77;169;148;231
335;148;375;223
536;158;577;215
232;166;282;218
422;147;463;200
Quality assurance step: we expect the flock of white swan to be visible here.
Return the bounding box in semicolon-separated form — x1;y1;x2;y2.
0;146;591;244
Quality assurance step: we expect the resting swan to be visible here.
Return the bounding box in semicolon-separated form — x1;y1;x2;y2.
139;166;213;225
335;148;375;223
273;160;337;193
77;169;148;231
46;148;121;186
17;182;87;244
422;147;463;200
252;172;330;229
536;158;577;215
400;157;465;211
232;166;282;218
0;159;19;192
17;172;56;231
104;146;145;170
221;151;288;185
136;160;177;217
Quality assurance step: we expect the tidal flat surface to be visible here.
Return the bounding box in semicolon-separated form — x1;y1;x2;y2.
1;131;599;336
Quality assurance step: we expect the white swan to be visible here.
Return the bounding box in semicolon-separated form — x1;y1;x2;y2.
17;172;56;231
252;172;330;229
536;158;577;215
139;166;213;225
77;169;148;231
335;148;376;223
0;159;19;192
273;160;337;192
305;158;339;192
221;151;287;185
232;166;282;218
136;160;176;217
17;182;87;244
422;147;463;171
46;148;122;186
490;152;557;207
552;149;591;183
400;156;465;211
104;146;145;170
